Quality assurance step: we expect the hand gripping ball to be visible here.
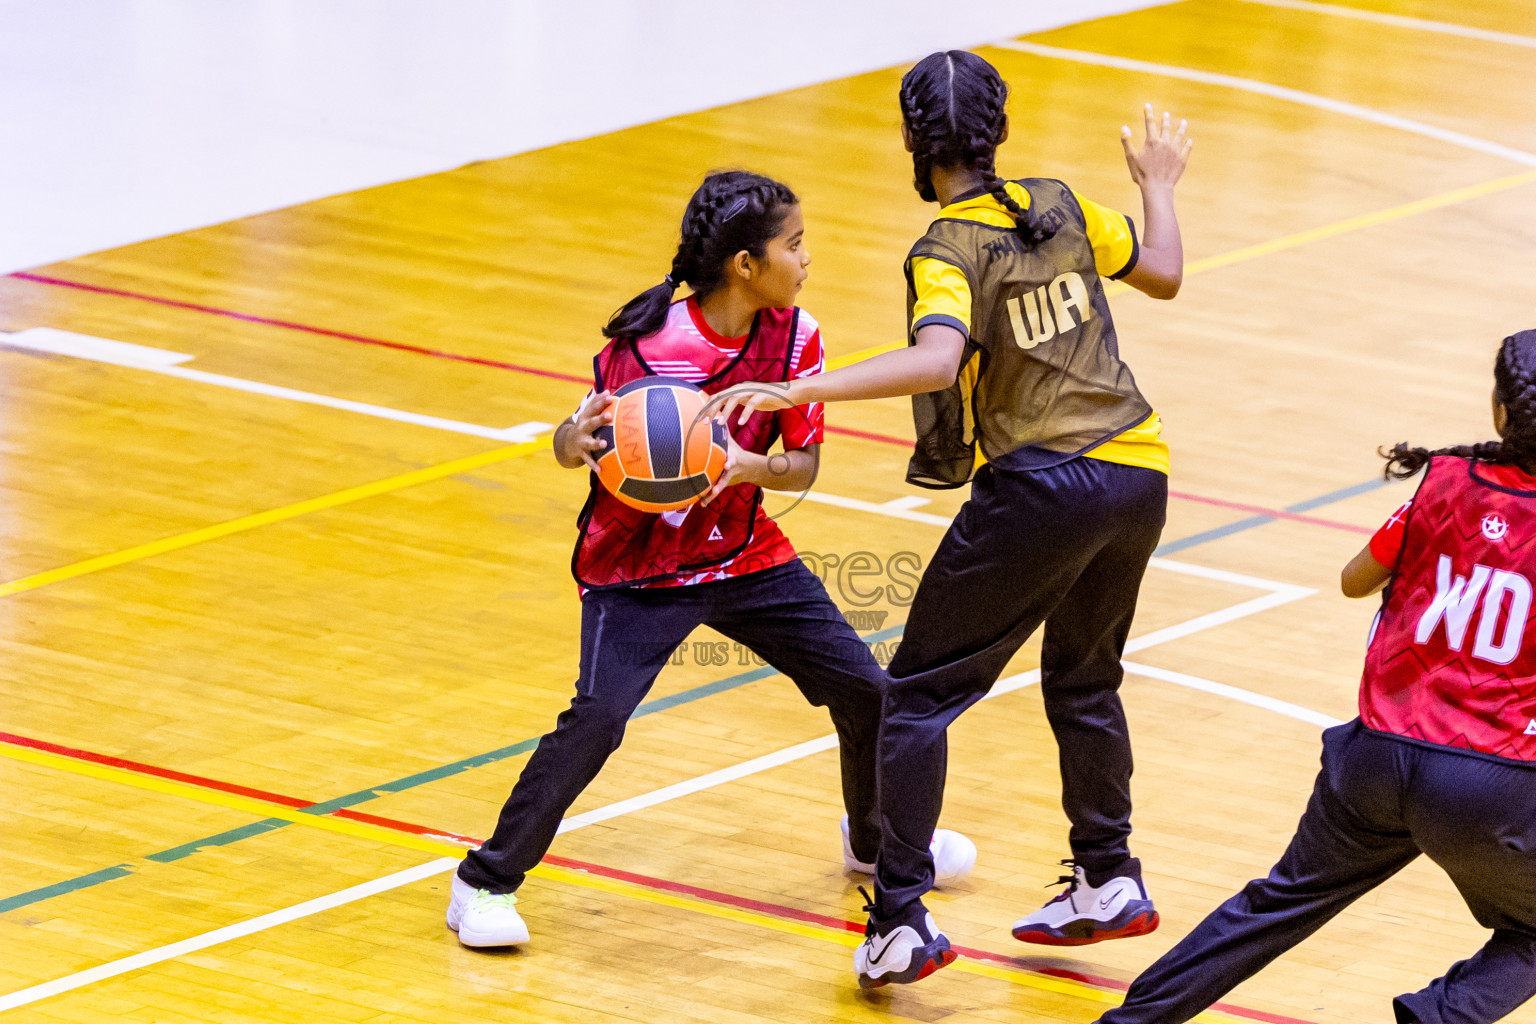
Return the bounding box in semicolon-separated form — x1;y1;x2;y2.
594;376;730;513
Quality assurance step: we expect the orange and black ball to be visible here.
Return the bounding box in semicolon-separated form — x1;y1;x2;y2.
594;377;729;513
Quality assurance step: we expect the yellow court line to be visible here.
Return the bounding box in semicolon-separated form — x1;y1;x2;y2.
0;435;552;599
0;741;459;858
16;169;1531;586
1;737;1255;1022
1137;168;1536;282
825;168;1536;369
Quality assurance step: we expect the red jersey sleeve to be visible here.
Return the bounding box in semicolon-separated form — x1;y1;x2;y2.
1369;500;1412;566
777;314;825;450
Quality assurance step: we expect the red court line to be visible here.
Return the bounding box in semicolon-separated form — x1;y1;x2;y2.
0;730;481;846
540;854;1307;1024
1167;490;1373;534
7;271;902;448
8;272;592;384
9;270;1368;534
1;729;1314;1024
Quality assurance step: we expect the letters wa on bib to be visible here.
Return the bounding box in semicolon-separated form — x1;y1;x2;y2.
905;178;1152;487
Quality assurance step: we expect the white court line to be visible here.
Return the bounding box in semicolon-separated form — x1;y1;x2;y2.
0;858;461;1012
0;327;1370;598
800;489;950;526
5;327;1005;536
551;543;1326;823
2;324;1323;801
557;734;841;834
1;321;1322;825
1124;660;1344;728
0;328;551;443
989;39;1536;169
802;489;1315;597
1232;0;1536;50
1;566;1322;1012
0;326;1325;1009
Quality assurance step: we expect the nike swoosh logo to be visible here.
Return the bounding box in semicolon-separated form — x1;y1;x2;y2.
866;932;902;966
1098;896;1117;910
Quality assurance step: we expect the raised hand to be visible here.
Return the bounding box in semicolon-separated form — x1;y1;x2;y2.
1121;103;1192;190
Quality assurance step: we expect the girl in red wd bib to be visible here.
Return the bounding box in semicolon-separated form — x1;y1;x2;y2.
446;171;971;950
1097;329;1536;1024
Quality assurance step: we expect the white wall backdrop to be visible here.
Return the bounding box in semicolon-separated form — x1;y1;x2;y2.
0;0;1162;273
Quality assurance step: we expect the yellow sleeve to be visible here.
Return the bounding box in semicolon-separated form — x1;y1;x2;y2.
1071;191;1139;280
909;257;973;338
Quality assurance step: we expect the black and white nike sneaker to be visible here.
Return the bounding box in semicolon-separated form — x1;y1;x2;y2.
854;889;956;989
1011;859;1159;946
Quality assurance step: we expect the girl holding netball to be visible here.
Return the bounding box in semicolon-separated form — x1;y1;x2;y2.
714;51;1191;986
1096;329;1536;1024
446;170;971;948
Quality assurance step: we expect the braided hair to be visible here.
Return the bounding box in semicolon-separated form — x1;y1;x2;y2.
1382;330;1536;479
898;50;1054;245
603;170;798;340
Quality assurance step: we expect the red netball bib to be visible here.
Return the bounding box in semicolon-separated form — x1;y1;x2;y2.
1360;456;1536;761
572;300;816;590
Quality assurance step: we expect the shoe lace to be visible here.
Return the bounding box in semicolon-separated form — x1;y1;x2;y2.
1046;858;1082;896
857;885;878;936
471;889;519;911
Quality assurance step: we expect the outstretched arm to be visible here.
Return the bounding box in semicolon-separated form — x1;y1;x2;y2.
709;324;965;424
1119;104;1192;300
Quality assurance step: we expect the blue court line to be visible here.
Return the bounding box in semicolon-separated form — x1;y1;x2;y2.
0;627;900;914
2;475;1399;915
1152;477;1392;556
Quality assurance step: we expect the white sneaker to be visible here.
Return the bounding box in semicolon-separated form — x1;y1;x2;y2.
1011;861;1158;946
854;895;955;989
447;873;530;947
840;815;977;887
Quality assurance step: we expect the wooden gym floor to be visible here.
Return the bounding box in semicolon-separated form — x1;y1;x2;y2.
4;1;1536;1021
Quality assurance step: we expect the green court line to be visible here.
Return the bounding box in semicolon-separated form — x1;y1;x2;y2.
1;628;897;913
2;472;1398;915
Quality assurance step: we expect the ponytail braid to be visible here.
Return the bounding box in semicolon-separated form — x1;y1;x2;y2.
1382;330;1536;479
603;171;798;340
899;50;1055;246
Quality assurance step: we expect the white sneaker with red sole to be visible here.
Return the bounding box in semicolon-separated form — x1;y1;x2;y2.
854;890;956;989
1012;861;1159;946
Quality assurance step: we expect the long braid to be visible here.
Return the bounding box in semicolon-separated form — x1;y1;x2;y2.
603;171;798;340
899;72;943;203
899;50;1055;246
1498;331;1536;466
1382;330;1536;478
969;68;1053;245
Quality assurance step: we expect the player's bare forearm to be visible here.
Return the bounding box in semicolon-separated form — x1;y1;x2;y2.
793;326;965;405
711;328;964;424
1119;105;1191;300
741;444;819;492
1127;183;1183;299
